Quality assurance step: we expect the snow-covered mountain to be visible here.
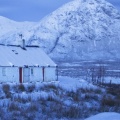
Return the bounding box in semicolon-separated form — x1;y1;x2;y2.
0;0;120;61
0;16;36;45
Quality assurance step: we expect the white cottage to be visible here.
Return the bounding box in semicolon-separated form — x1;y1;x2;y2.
0;43;58;83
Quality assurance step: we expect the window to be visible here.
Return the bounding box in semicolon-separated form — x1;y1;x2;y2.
2;68;6;76
31;68;34;75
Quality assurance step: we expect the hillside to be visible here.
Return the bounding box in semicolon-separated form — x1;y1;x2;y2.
0;0;120;61
0;16;35;45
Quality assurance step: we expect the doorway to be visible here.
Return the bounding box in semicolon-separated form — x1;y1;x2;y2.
19;67;22;83
23;68;30;82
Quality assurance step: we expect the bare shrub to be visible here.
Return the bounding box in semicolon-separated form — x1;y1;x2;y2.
106;85;120;96
48;102;64;118
27;84;35;92
18;110;36;120
2;84;10;93
13;94;31;103
27;102;38;112
95;88;102;94
101;96;116;107
66;90;80;102
2;84;11;98
11;111;21;120
40;84;62;92
47;95;55;101
18;84;25;92
0;108;7;120
9;102;20;111
84;94;92;101
63;105;80;118
79;87;95;94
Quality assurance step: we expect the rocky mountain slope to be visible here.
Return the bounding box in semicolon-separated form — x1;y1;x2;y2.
0;16;35;45
0;0;120;61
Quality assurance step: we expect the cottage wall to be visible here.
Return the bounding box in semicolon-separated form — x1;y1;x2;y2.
44;67;57;81
26;67;57;82
0;67;19;83
0;66;57;83
29;67;43;82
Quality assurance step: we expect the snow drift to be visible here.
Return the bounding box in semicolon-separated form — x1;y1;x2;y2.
85;112;120;120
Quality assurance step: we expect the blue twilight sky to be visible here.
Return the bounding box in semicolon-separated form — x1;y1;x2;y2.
0;0;120;22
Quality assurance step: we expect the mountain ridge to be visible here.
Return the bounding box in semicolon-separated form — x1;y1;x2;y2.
0;0;120;61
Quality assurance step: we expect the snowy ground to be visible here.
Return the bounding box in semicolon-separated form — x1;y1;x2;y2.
104;77;120;84
85;112;120;120
58;61;120;85
58;76;96;90
58;76;120;120
0;75;119;119
59;74;120;120
58;76;120;90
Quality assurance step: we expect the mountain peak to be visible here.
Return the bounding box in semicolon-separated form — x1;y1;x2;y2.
0;0;120;61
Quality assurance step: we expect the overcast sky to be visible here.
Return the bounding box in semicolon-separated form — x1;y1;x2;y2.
0;0;120;22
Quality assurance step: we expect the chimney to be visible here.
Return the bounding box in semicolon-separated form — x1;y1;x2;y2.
22;39;26;50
